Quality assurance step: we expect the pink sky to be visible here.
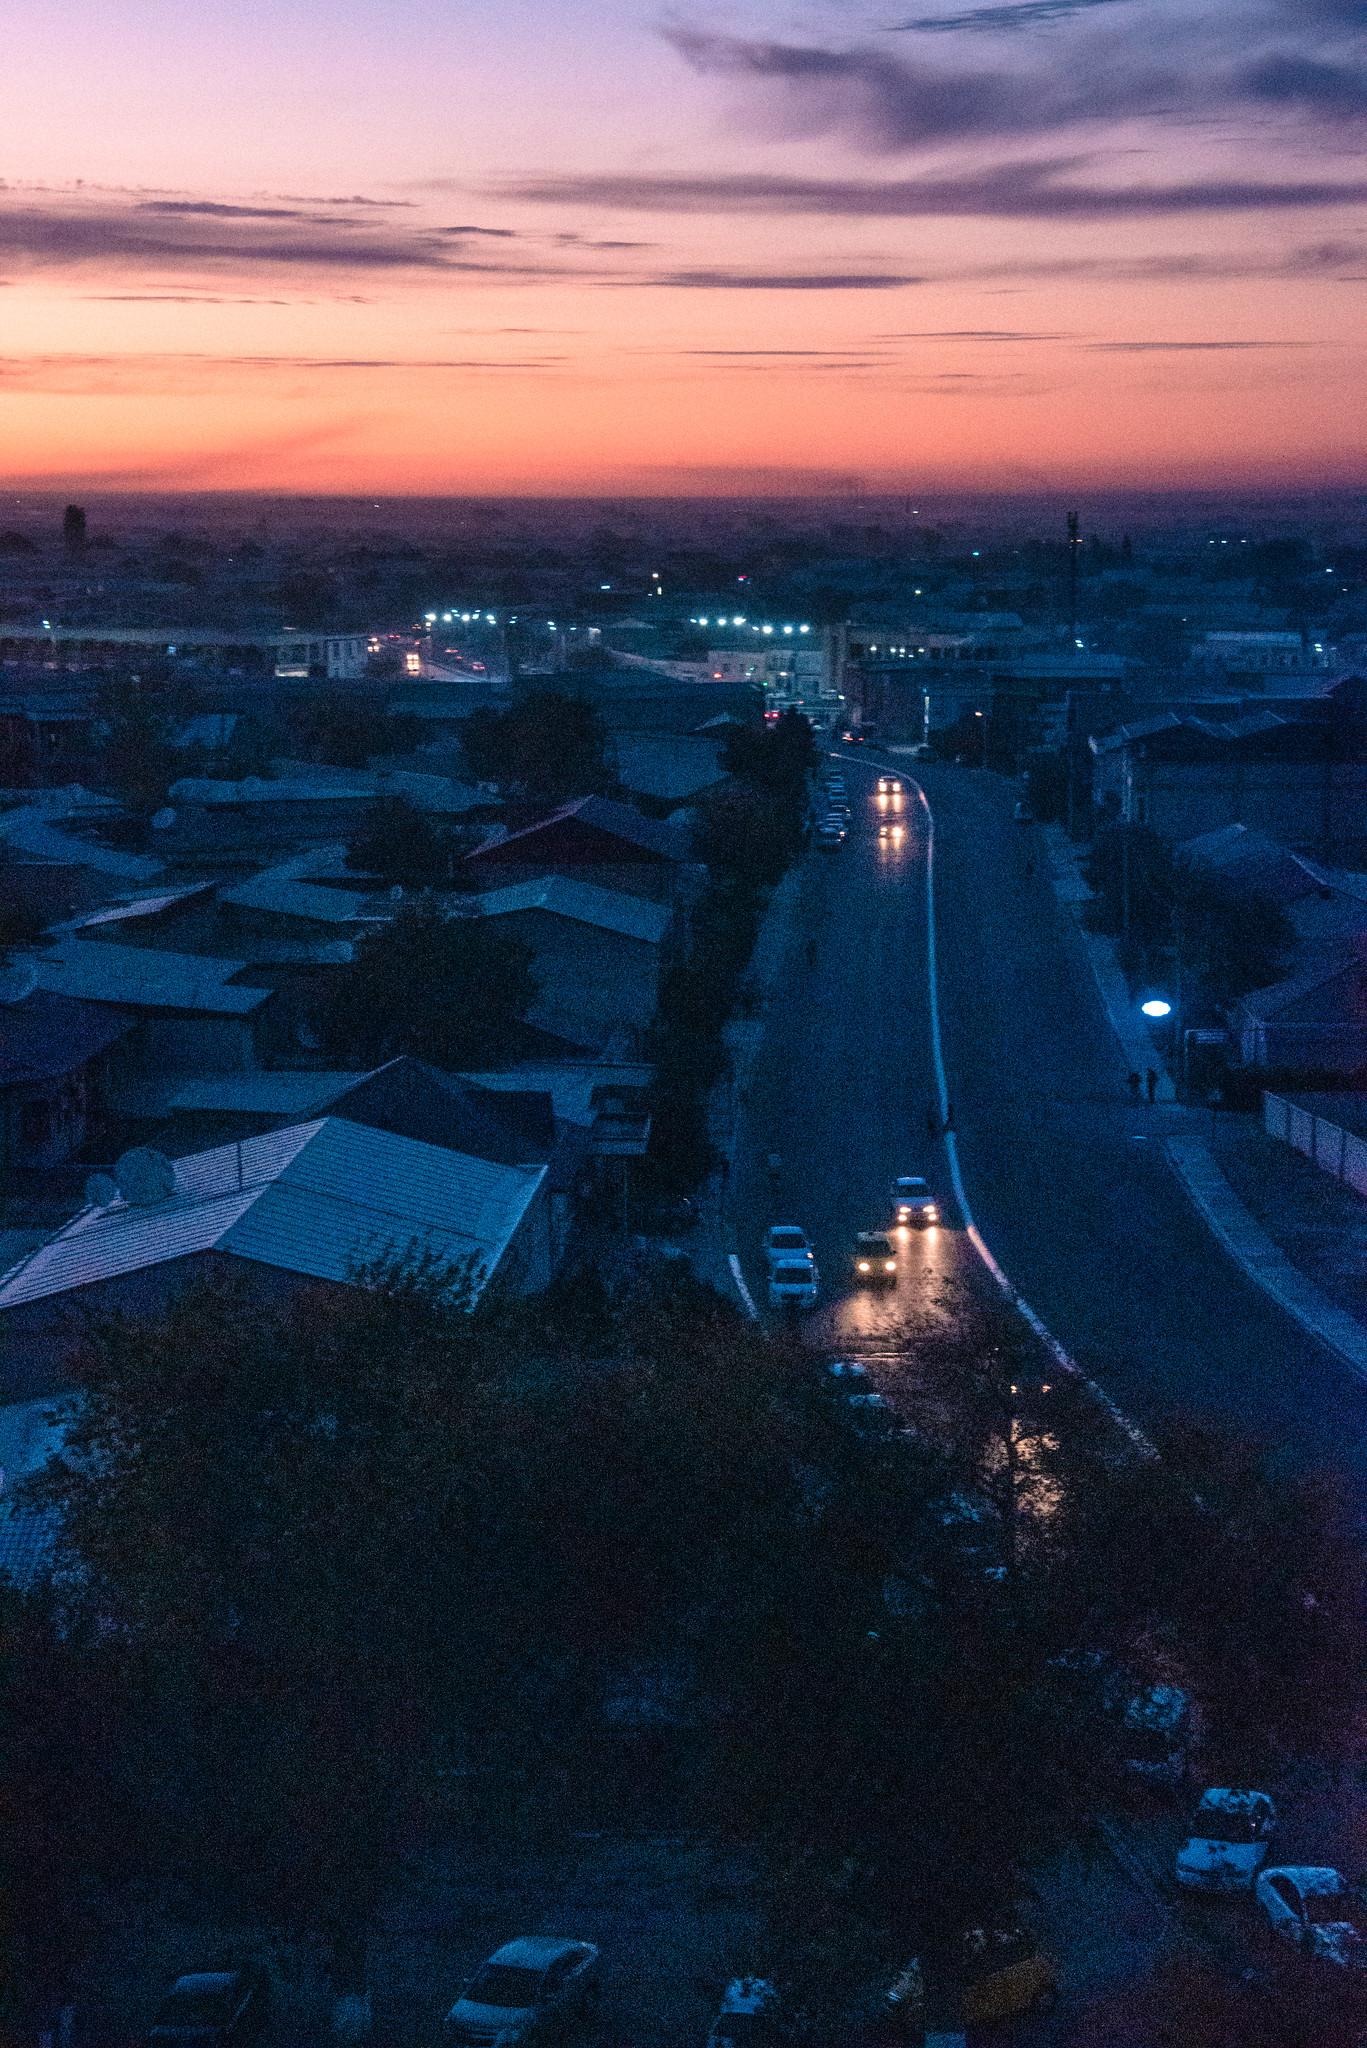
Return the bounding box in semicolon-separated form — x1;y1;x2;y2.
2;0;1365;491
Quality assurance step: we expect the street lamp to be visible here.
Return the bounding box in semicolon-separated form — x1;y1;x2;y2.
1140;998;1172;1020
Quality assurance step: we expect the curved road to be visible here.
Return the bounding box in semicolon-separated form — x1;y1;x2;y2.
727;749;1367;1495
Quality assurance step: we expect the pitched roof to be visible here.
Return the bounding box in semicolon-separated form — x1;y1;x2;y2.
219;871;376;925
0;1116;546;1311
0;990;132;1086
467;794;690;866
475;876;670;945
1238;955;1366;1021
1177;824;1326;906
30;940;271;1015
0;806;162;878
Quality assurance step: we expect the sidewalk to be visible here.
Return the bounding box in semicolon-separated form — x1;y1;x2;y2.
1043;826;1177;1102
1042;823;1367;1378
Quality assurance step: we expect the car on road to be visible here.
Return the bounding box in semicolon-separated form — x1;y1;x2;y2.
840;728;866;744
442;1937;600;2045
876;820;905;843
876;775;903;794
765;1225;814;1269
1176;1788;1277;1893
145;1969;270;2048
815;823;845;850
824;1358;870;1391
769;1259;819;1309
705;1977;794;2045
1255;1867;1367;1968
852;1230;898;1285
892;1176;939;1227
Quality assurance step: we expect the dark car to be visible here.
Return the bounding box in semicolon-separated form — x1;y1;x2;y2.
852;1230;898;1286
146;1970;269;2048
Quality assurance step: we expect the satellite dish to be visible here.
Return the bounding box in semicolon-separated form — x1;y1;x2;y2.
150;806;177;831
84;1172;119;1208
0;959;38;1005
113;1146;176;1206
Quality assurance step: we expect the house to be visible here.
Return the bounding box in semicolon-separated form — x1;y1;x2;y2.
0;987;131;1172
1089;710;1367;859
28;938;277;1078
160;765;483;863
611;734;728;809
1234;950;1367;1074
0;1116;553;1386
463;795;694;902
474;877;671;1050
217;851;386;959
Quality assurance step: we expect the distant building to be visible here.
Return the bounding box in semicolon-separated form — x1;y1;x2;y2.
0;624;369;679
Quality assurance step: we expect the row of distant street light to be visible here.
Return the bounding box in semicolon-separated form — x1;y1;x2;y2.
688;616;814;636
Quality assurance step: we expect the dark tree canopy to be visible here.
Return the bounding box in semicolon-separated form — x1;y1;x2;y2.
320;895;535;1066
460;690;610;805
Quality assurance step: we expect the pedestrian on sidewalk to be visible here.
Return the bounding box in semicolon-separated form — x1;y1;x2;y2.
1127;1071;1141;1103
1145;1068;1158;1104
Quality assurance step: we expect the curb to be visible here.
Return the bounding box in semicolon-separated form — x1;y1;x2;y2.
1165;1138;1367;1383
1043;826;1178;1103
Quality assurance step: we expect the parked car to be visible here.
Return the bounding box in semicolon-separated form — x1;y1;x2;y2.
891;1176;939;1227
442;1937;600;2045
1176;1788;1277;1893
1255;1868;1367;1968
1121;1684;1192;1783
145;1970;270;2048
816;824;845;851
840;729;866;745
884;1924;1057;2030
764;1224;814;1269
909;743;935;760
824;1358;870;1391
851;1230;898;1286
769;1259;819;1309
705;1977;793;2045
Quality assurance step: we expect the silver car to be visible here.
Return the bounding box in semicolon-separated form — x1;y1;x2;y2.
443;1937;599;2045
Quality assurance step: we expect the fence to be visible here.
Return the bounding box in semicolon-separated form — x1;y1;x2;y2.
1264;1090;1367;1202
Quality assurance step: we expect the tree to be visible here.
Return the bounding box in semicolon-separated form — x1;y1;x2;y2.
720;710;818;798
460;691;610;804
320;896;535;1066
61;503;87;555
92;667;193;811
345;795;467;889
287;694;421;769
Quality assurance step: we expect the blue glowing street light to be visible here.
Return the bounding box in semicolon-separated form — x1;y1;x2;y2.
1140;998;1172;1020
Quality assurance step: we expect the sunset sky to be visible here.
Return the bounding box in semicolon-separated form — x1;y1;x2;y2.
4;0;1366;492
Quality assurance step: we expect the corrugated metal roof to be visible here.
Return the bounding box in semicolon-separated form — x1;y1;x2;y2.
0;809;163;878
219;874;375;924
32;939;270;1014
0;1117;545;1310
476;877;669;945
164;1071;372;1115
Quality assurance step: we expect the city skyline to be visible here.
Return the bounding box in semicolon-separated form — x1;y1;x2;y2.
4;0;1366;492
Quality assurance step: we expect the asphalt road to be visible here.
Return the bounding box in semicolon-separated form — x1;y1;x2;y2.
727;748;1367;1499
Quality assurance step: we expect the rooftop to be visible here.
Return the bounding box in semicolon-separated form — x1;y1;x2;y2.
0;1116;547;1311
0;989;132;1086
475;876;670;945
31;939;270;1015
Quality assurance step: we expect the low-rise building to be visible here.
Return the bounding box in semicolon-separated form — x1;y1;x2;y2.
0;1115;553;1386
475;876;671;1051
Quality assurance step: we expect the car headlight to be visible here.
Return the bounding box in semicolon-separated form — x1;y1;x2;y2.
857;1260;870;1273
925;1206;938;1221
884;1260;896;1273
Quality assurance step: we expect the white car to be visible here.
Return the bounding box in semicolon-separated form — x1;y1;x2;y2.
765;1224;813;1270
892;1176;939;1227
769;1259;819;1309
1255;1867;1367;1968
876;775;903;794
442;1936;600;2046
1177;1789;1277;1892
1121;1684;1192;1783
706;1977;787;2046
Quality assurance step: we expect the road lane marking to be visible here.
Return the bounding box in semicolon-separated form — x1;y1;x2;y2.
909;772;1152;1454
728;1252;760;1321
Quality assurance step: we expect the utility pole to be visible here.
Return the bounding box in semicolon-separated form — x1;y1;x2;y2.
1066;510;1081;646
